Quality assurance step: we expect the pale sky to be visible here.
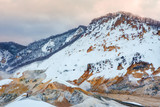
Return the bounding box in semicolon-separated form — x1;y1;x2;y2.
0;0;160;45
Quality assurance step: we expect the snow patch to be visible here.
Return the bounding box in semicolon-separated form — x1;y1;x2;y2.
6;99;55;107
79;81;91;91
128;75;141;85
0;79;13;86
42;39;55;52
65;34;74;42
124;101;142;106
45;78;77;88
145;69;152;75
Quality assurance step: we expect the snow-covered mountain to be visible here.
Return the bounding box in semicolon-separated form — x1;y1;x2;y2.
0;42;26;71
0;12;160;106
14;11;160;85
0;26;86;73
0;42;26;55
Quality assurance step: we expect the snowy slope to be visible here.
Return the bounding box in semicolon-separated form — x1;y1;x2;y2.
0;42;26;72
0;26;86;73
0;49;13;70
0;42;26;55
6;99;55;107
0;79;13;87
13;12;160;86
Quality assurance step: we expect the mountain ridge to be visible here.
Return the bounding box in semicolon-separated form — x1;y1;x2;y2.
0;41;26;55
0;25;86;73
91;11;160;28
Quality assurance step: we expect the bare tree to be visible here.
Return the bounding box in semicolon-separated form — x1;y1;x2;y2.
90;11;160;30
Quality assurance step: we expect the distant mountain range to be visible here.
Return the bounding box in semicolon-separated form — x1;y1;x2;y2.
0;42;26;55
0;26;86;73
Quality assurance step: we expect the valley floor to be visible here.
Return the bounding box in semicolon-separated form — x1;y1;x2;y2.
99;93;160;106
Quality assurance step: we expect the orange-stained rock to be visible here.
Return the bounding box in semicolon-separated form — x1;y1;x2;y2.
139;34;144;39
54;97;72;107
88;77;106;92
45;82;92;95
46;82;73;93
118;34;129;40
117;64;124;70
89;77;105;88
106;76;124;86
118;53;121;56
157;30;160;36
87;75;124;93
103;45;120;52
46;83;57;90
121;35;129;40
132;73;143;78
115;19;122;27
87;46;95;53
142;27;147;33
73;64;93;86
76;70;93;86
1;58;6;63
74;87;92;95
127;20;132;25
107;32;110;36
119;29;124;32
103;45;107;51
132;25;138;30
115;17;125;27
32;80;51;94
16;56;19;58
0;83;28;95
101;19;109;24
152;67;160;75
114;77;124;84
126;62;152;75
124;62;157;83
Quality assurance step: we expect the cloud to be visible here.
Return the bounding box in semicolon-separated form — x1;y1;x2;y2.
0;0;159;45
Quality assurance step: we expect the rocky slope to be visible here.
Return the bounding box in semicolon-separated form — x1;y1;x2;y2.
0;11;160;106
1;70;126;107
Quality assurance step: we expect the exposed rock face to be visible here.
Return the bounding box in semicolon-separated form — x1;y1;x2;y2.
0;70;85;106
157;30;160;36
0;70;126;107
87;46;95;53
117;63;124;70
72;61;160;96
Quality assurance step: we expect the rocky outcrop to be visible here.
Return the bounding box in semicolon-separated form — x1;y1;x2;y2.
0;70;93;106
87;46;95;53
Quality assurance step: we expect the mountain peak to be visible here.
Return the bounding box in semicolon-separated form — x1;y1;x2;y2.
0;42;26;55
90;11;160;28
